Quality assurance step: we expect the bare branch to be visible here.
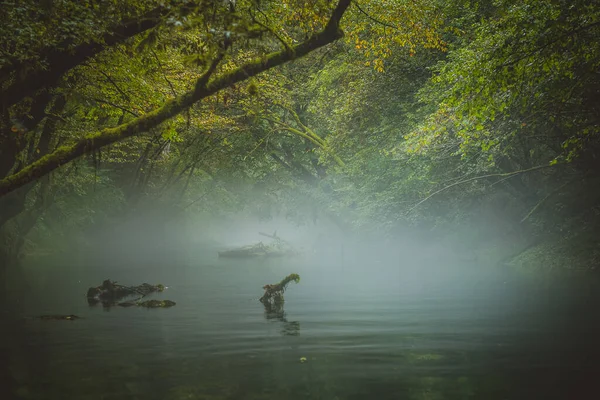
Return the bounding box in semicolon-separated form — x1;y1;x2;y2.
520;179;573;223
151;49;177;97
353;1;401;31
408;164;557;212
95;69;132;102
86;97;140;117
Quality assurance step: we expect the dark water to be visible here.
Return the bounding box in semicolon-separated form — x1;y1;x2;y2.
2;253;600;399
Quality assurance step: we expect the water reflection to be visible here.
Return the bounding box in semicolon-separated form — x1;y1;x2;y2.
4;261;600;399
263;301;301;336
281;320;300;336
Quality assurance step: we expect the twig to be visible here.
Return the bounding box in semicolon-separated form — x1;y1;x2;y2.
151;49;177;97
261;113;343;166
244;132;272;159
95;69;131;102
353;1;401;31
251;8;293;52
499;21;600;70
86;97;139;117
183;191;208;210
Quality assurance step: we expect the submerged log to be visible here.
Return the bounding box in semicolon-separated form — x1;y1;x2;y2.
116;299;176;308
86;279;166;307
218;242;268;258
219;232;299;259
137;300;176;308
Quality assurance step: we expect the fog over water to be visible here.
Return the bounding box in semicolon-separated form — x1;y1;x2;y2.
2;1;600;399
2;216;600;399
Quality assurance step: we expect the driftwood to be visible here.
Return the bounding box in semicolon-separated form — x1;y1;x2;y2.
218;242;269;258
115;299;176;308
259;273;300;306
259;231;288;244
219;231;298;258
137;300;176;308
86;279;168;307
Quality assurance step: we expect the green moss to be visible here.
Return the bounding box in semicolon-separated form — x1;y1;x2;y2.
259;273;300;305
137;299;176;308
0;6;347;197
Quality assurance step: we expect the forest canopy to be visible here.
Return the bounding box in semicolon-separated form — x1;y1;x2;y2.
1;0;599;272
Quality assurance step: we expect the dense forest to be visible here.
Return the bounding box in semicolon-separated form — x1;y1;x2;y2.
1;0;600;277
3;2;600;399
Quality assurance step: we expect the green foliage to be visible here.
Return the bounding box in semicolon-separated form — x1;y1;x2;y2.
412;0;600;164
0;0;157;69
4;0;599;272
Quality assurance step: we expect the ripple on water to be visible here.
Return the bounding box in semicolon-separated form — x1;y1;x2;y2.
3;261;600;399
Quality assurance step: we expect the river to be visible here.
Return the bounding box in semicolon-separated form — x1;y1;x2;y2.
1;250;599;399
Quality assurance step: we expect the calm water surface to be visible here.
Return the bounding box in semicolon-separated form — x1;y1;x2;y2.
2;253;600;399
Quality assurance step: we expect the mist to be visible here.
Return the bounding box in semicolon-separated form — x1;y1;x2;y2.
3;0;600;398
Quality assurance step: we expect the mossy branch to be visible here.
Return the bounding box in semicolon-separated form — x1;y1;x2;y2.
276;126;345;168
259;273;300;305
262;116;345;167
0;0;351;197
276;104;328;148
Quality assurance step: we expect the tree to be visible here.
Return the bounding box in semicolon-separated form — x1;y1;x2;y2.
0;0;354;197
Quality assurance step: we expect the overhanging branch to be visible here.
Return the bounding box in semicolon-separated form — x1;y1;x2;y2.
407;164;557;213
0;0;352;197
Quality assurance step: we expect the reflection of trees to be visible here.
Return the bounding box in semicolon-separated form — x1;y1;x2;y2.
263;302;300;336
281;321;300;336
